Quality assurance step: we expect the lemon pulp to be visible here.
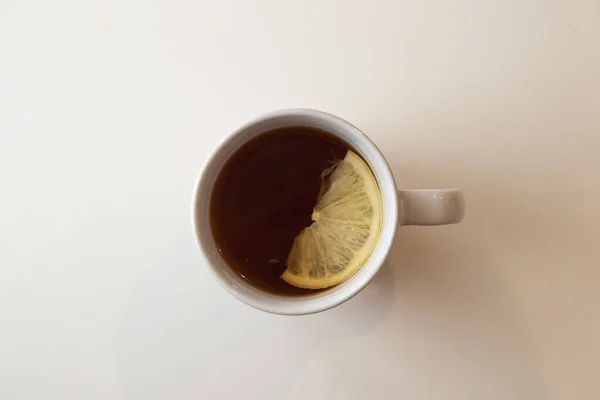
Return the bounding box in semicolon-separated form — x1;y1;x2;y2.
281;150;383;289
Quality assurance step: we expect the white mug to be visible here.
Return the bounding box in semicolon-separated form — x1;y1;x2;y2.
192;109;464;315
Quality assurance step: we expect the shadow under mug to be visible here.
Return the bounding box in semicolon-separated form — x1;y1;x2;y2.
192;109;465;315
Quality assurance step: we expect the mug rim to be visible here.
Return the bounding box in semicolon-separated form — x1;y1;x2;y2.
192;109;398;315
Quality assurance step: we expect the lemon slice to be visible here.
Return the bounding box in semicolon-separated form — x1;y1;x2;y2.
281;150;383;289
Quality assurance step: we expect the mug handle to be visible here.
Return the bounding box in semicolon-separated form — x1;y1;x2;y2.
398;189;465;226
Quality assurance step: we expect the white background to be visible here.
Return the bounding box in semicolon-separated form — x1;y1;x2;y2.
1;1;599;399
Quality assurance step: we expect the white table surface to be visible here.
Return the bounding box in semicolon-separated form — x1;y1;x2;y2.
1;1;599;399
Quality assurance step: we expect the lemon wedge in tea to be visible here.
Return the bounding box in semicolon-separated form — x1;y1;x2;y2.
281;150;383;289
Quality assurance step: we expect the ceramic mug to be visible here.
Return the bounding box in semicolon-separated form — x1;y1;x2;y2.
192;109;464;315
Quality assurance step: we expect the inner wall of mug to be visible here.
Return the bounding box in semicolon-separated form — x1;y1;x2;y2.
193;109;398;314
